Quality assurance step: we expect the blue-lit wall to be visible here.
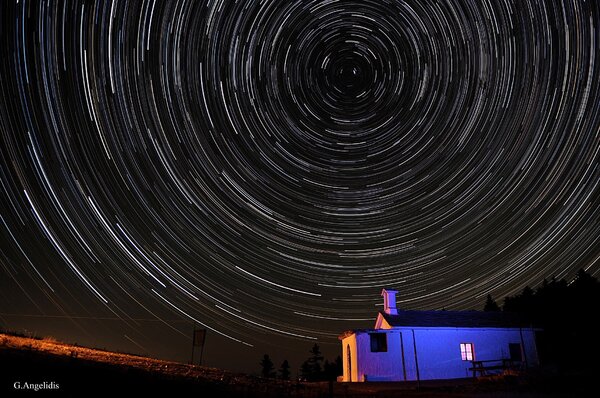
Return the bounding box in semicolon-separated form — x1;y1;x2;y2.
342;327;539;381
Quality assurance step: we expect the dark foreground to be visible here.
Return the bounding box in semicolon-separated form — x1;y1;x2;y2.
0;334;593;397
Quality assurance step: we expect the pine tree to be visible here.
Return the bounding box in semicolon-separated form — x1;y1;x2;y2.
334;355;343;376
483;294;500;311
323;359;333;380
260;354;275;378
307;343;324;380
279;359;291;380
300;360;311;381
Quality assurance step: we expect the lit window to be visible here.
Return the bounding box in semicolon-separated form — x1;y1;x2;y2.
370;333;387;352
460;343;474;361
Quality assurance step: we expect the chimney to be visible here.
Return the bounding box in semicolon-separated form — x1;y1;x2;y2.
381;289;398;315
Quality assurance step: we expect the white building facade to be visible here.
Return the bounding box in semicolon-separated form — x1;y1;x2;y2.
340;289;540;382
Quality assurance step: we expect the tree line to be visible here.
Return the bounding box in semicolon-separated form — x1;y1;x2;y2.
259;343;342;381
483;269;600;373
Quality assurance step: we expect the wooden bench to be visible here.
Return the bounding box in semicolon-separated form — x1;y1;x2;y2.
469;359;521;378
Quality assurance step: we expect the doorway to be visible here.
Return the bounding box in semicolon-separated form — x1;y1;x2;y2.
346;344;352;381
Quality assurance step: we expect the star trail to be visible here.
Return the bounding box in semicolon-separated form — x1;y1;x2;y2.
0;0;599;370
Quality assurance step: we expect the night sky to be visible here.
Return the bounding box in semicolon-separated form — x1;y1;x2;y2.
1;0;599;374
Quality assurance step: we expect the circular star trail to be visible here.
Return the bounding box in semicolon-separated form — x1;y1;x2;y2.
1;0;599;349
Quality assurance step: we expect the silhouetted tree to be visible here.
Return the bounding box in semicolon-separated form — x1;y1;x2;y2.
323;356;343;380
323;359;333;380
307;343;324;379
279;359;290;380
300;360;311;381
334;355;343;376
573;268;598;290
495;270;600;374
260;354;275;378
300;344;325;381
503;286;535;313
483;294;500;311
521;285;534;300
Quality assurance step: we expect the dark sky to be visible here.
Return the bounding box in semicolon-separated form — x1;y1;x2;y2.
1;0;598;374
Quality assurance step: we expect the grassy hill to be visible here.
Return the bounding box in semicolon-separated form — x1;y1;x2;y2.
0;332;296;396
